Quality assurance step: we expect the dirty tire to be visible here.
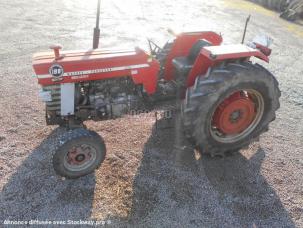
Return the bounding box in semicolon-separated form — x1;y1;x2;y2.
182;62;281;156
53;128;106;179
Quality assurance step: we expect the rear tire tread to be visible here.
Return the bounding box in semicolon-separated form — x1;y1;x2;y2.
182;61;281;156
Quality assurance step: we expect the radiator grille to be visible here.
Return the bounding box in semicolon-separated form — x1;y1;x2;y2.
43;85;61;114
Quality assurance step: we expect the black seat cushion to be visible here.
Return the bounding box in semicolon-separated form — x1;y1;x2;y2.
172;39;212;76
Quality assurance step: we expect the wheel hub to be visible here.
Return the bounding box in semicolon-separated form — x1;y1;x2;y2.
212;92;256;135
229;109;242;123
67;145;93;166
75;154;86;162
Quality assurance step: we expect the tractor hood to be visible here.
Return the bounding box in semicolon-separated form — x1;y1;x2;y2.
32;47;152;86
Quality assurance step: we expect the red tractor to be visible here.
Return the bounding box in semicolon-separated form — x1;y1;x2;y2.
32;3;280;179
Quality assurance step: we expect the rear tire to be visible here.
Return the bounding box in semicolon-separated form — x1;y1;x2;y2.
53;128;106;179
182;62;280;156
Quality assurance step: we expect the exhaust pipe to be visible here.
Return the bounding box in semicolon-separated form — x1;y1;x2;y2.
242;15;251;44
93;0;101;49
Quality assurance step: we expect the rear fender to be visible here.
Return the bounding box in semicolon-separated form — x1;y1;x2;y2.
186;44;269;87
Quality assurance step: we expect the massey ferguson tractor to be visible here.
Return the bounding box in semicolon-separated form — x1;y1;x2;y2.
32;2;280;179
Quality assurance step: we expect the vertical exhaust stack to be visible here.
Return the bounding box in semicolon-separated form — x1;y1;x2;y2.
242;15;251;44
93;0;101;49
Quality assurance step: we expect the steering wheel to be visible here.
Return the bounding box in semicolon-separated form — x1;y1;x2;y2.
147;39;162;56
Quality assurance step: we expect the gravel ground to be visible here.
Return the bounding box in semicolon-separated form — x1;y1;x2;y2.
0;0;302;227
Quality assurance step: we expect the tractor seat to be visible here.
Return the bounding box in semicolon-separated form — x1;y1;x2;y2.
172;39;212;76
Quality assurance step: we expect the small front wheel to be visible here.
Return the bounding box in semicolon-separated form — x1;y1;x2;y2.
53;128;106;179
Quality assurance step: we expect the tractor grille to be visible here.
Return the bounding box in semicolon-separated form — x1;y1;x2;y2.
43;85;61;114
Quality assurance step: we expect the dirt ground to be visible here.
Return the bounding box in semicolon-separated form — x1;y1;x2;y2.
0;0;302;227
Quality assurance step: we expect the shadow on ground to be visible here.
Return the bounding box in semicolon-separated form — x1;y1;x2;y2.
0;128;96;222
0;118;295;227
127;117;295;227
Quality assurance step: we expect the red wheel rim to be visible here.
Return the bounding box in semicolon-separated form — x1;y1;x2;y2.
212;91;256;134
211;89;264;143
64;144;97;171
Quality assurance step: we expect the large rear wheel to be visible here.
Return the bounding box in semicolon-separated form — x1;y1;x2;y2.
182;62;281;156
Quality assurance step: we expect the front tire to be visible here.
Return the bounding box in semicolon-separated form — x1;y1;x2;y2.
53;128;106;179
182;62;281;156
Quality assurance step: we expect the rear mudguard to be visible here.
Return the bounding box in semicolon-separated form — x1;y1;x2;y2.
186;44;270;87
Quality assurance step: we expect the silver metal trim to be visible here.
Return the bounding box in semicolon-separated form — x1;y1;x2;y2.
60;83;75;116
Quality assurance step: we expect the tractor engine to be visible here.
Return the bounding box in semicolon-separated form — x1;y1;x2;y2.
81;77;143;119
43;77;145;125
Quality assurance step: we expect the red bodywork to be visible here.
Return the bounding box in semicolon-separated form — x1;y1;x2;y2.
163;31;223;81
186;43;269;87
33;31;270;95
33;48;160;94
